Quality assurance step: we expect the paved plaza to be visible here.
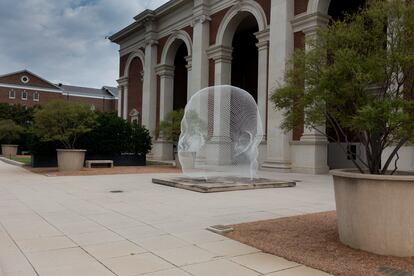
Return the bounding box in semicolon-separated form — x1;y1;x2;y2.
0;161;334;275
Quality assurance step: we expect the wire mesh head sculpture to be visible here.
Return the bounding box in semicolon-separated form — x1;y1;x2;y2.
178;85;263;180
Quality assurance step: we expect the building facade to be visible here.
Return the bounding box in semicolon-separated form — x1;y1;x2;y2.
110;0;414;173
0;70;118;112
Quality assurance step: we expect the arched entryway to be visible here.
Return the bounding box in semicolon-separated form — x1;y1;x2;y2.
173;42;189;111
122;50;145;123
231;14;259;102
127;57;144;124
212;1;269;139
155;31;192;160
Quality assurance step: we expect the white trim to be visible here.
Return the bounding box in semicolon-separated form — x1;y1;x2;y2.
307;0;331;15
216;0;268;47
61;93;117;100
160;30;193;65
0;69;61;89
33;91;39;101
8;90;15;99
0;83;62;93
123;50;146;78
21;90;27;100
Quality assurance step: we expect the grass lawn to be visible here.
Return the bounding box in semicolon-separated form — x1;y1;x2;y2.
10;156;31;166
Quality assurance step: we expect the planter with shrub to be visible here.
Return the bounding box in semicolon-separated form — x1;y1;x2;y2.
272;0;414;257
78;112;152;166
0;119;24;158
33;101;96;171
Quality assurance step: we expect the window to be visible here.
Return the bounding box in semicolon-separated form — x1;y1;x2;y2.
33;92;39;101
8;90;15;99
21;91;27;100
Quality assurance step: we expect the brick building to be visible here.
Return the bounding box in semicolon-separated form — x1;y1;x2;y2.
110;0;414;173
0;70;118;112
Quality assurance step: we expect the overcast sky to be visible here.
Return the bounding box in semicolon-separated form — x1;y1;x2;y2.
0;0;169;88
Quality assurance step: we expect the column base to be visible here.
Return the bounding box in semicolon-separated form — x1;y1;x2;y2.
290;140;329;174
261;160;292;172
152;140;174;161
205;140;232;165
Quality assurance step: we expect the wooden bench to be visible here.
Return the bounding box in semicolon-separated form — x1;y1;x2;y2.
85;160;113;168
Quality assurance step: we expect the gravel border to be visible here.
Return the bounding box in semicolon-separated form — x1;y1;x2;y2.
225;211;414;276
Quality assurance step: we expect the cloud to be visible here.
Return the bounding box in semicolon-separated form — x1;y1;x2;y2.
0;0;169;87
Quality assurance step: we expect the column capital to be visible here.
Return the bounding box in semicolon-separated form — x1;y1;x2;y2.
207;45;233;64
117;77;128;86
291;12;330;34
254;28;270;43
145;39;159;47
155;64;175;78
185;55;193;71
191;15;211;27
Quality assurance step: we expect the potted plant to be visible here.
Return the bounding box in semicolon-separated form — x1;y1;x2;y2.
0;119;24;158
272;0;414;257
157;109;184;167
33;100;96;172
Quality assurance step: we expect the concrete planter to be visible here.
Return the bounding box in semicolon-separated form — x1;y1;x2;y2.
331;169;414;257
1;144;18;157
56;149;86;172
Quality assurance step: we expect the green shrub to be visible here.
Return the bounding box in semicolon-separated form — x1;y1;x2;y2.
158;109;184;145
77;112;130;154
33;100;96;149
0;119;24;144
126;122;152;155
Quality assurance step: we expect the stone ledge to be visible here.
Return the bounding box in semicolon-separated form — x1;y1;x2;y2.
0;157;24;167
152;176;296;193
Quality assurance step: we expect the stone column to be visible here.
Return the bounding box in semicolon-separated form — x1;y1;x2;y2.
261;0;294;171
153;64;175;160
142;39;158;133
291;17;329;174
255;29;270;141
207;86;232;165
117;77;128;120
207;45;233;85
185;55;193;101
123;86;128;120
191;7;210;95
117;85;122;117
156;65;175;121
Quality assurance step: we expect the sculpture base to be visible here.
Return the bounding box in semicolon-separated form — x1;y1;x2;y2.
152;177;296;193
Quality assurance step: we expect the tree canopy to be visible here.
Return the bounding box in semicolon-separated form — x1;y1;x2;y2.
272;0;414;174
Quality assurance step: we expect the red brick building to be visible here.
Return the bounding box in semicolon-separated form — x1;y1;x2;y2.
0;70;118;112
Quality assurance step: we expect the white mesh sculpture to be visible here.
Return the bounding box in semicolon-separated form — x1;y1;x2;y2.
178;85;263;180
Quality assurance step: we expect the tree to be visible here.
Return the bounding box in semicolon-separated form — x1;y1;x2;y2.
271;0;414;175
157;109;184;145
77;112;130;154
0;103;35;126
0;119;24;144
33;100;96;149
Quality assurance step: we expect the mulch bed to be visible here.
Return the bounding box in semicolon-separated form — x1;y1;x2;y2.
225;211;414;276
27;165;181;176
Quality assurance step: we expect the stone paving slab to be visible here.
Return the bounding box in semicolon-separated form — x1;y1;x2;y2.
152;176;296;193
0;161;334;275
